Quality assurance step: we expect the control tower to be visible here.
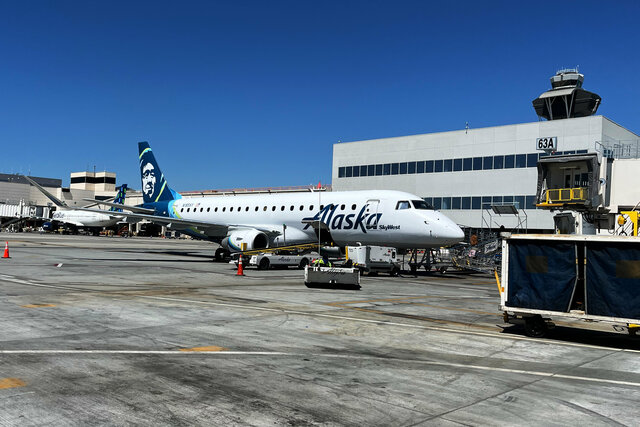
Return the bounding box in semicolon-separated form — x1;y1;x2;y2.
532;69;601;120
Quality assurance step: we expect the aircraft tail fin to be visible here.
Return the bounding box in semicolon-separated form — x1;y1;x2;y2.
138;141;179;204
109;184;128;212
22;175;68;208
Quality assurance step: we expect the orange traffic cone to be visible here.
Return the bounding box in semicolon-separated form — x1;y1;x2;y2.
236;254;244;276
2;241;9;259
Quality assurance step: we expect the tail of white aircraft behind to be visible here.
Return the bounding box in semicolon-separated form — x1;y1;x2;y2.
108;184;128;212
138;141;179;204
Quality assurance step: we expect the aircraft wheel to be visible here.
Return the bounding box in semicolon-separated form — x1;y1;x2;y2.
258;258;270;270
390;266;400;277
298;258;309;270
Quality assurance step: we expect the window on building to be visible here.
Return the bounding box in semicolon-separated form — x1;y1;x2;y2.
463;157;472;171
453;158;462;171
516;154;527;168
442;159;451;172
482;196;492;210
352;166;360;177
577;149;588;154
408;162;416;174
452;197;461;209
483;156;493;170
391;163;399;175
515;195;525;210
442;197;451;209
472;197;481;209
360;165;367;177
425;160;434;173
473;157;482;171
432;197;442;210
503;195;514;204
345;166;353;177
504;154;515;168
527;153;539;168
384;164;391;175
494;155;504;169
368;165;375;176
416;161;425;173
434;159;443;173
525;195;536;209
399;162;407;174
492;195;502;205
461;197;471;209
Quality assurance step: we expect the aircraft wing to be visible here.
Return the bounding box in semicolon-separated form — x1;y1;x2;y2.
77;208;230;237
82;199;155;214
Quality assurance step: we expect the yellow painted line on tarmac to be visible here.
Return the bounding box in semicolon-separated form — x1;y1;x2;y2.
0;378;26;389
180;346;228;352
21;304;56;308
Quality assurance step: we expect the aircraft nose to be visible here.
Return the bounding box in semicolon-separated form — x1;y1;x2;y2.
435;216;465;245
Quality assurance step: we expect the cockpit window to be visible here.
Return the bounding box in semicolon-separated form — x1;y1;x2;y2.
395;201;411;210
412;200;434;210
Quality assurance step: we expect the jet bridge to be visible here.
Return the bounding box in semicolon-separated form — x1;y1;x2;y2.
535;146;640;235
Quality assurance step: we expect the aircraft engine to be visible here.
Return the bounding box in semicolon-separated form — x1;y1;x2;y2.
221;229;269;252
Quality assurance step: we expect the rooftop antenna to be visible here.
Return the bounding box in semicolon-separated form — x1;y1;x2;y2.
465;122;469;134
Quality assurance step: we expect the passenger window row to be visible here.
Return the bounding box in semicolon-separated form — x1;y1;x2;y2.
338;150;588;178
423;195;538;210
179;203;359;213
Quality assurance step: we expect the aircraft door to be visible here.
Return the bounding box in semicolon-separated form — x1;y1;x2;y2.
365;199;380;230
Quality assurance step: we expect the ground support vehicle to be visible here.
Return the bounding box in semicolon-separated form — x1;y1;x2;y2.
345;245;400;276
304;266;360;290
500;234;640;337
249;253;316;270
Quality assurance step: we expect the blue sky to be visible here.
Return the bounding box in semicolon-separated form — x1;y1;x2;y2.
1;1;638;191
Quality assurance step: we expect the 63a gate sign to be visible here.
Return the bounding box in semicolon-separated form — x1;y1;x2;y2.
536;137;557;151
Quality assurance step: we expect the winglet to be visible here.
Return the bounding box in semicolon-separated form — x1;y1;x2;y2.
22;175;67;207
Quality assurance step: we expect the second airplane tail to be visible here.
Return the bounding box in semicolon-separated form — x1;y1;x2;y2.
138;141;179;204
108;184;128;212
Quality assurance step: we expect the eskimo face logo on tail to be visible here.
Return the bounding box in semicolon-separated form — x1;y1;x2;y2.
302;204;382;233
142;162;156;199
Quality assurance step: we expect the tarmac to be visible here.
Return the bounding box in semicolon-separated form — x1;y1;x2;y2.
1;233;639;426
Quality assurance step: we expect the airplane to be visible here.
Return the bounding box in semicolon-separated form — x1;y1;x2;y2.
89;141;464;260
23;175;129;232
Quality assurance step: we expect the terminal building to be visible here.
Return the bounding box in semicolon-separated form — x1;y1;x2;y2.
331;70;640;233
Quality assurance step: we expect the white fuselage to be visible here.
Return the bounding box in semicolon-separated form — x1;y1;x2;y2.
52;209;119;228
169;190;464;249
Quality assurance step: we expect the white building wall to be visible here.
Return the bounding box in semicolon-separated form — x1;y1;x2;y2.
332;116;639;230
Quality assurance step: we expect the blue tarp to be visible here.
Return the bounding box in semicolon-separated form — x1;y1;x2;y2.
507;241;576;311
586;243;640;319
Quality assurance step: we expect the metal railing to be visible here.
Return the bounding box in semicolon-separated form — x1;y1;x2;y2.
544;187;588;204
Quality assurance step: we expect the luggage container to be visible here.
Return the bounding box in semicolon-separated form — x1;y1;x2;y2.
500;234;640;337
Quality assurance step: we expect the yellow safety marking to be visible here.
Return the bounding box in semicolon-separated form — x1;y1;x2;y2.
0;378;26;389
494;270;503;295
179;346;228;352
21;304;56;308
